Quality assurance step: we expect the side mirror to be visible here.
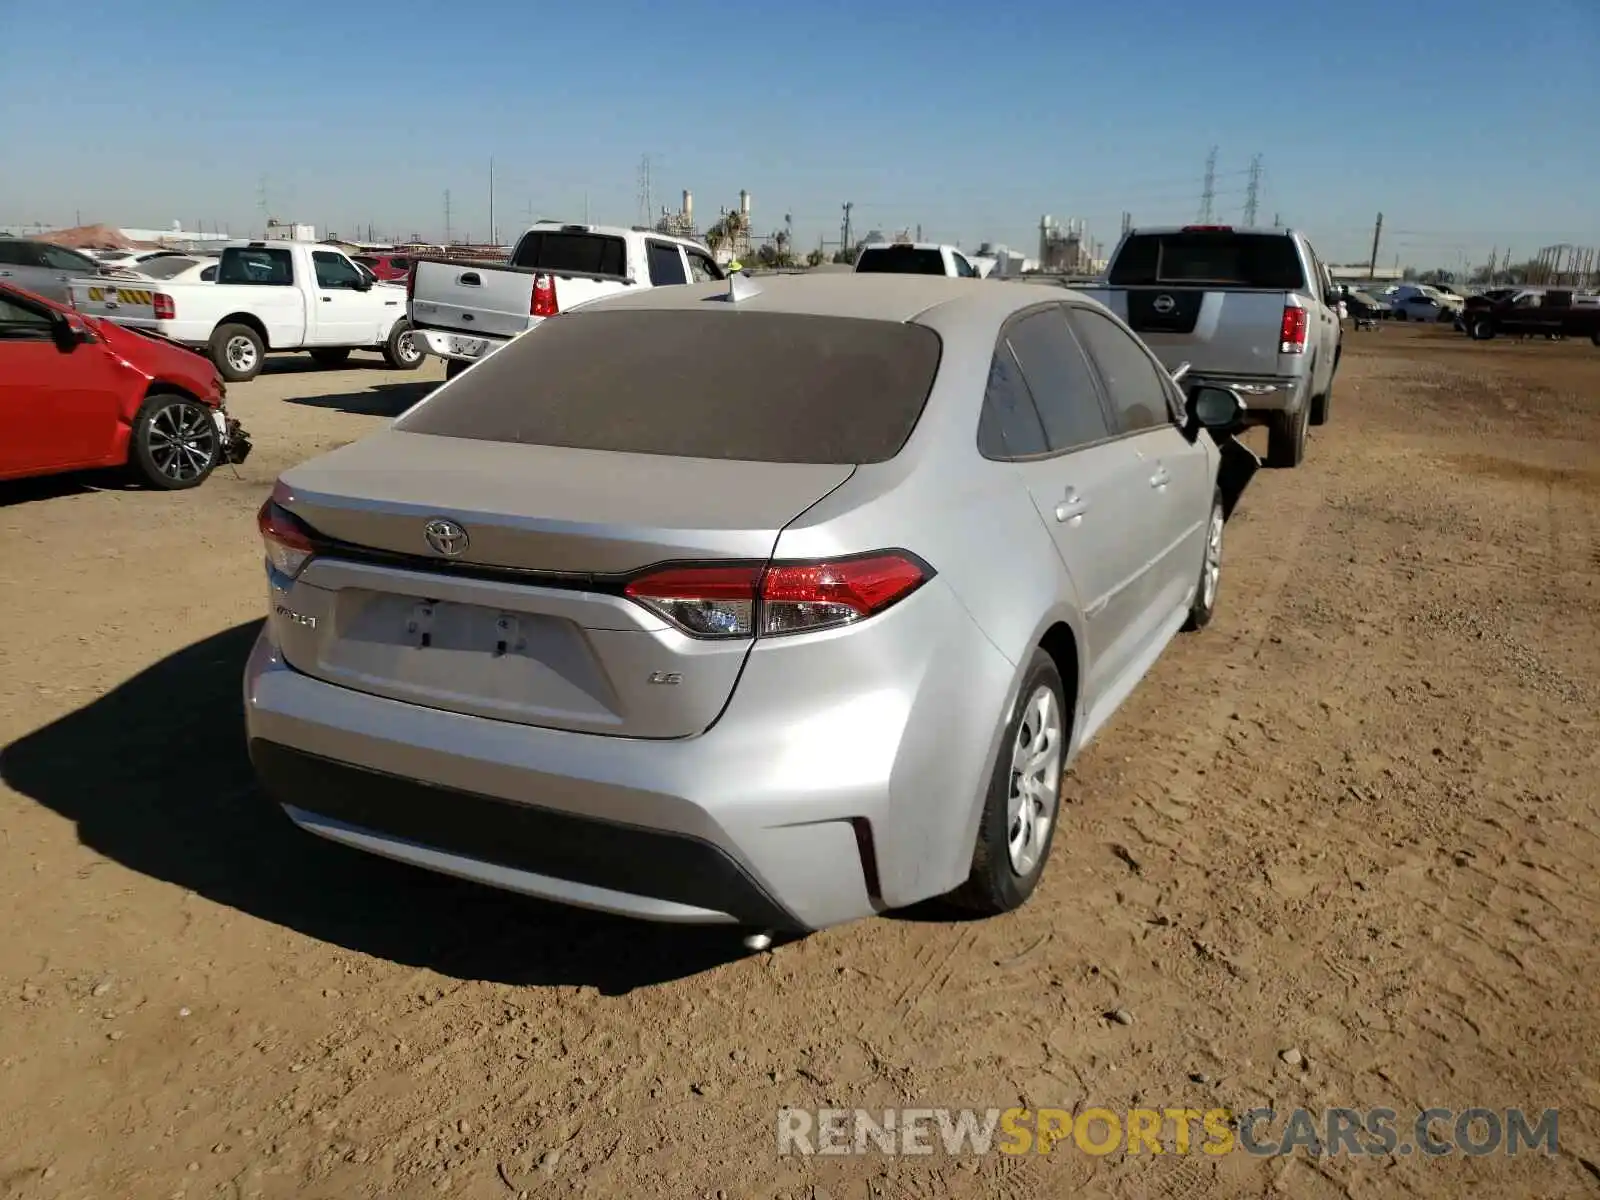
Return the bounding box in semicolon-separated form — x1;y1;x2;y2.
351;275;373;292
1324;289;1342;307
1187;384;1247;434
51;315;91;352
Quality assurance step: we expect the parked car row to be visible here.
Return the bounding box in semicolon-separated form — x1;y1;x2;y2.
1457;287;1600;344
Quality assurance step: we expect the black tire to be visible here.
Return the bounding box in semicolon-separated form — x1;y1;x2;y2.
128;392;221;490
1591;331;1599;348
210;323;264;382
1183;490;1225;632
445;358;470;381
947;650;1067;916
309;348;352;367
1265;400;1308;468
1470;317;1496;341
383;319;424;370
1310;355;1337;427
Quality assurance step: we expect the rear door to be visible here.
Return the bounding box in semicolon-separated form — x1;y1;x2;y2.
1069;305;1210;625
986;305;1152;704
1106;230;1305;377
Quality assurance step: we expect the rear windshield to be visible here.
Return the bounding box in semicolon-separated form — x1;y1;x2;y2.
511;231;627;277
137;256;202;279
395;309;943;464
1109;232;1306;289
855;246;947;275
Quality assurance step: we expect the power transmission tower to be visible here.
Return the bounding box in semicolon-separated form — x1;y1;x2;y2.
444;190;452;245
1197;147;1217;223
1242;154;1263;226
636;155;652;227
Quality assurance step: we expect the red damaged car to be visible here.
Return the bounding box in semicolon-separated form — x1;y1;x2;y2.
0;281;250;489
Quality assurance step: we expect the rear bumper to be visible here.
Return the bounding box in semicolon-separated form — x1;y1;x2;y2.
241;579;1015;931
413;326;514;363
1185;371;1308;418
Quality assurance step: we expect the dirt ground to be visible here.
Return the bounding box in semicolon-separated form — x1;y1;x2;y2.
2;327;1597;1199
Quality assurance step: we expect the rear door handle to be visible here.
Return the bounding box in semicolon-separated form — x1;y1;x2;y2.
1054;489;1089;523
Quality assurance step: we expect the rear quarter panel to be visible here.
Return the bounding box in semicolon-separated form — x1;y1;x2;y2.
770;312;1089;902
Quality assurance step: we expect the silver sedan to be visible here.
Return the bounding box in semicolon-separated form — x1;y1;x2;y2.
244;274;1247;937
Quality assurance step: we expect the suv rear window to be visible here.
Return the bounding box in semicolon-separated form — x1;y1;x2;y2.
856;246;947;275
511;231;627;277
396;310;943;464
1109;232;1306;289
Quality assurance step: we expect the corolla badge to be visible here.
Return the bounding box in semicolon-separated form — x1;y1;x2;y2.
1153;294;1177;315
423;518;469;557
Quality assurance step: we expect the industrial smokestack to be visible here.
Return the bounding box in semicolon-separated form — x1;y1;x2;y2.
682;190;693;222
739;190;750;218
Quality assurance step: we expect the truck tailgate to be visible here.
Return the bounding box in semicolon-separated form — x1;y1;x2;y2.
1083;286;1293;377
410;260;533;340
69;278;159;326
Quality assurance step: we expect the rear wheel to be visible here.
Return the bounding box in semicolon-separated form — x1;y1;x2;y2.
383;319;424;370
947;650;1065;916
309;348;351;367
1183;491;1225;632
1265;400;1308;468
1470;317;1496;341
128;392;220;490
210;323;264;382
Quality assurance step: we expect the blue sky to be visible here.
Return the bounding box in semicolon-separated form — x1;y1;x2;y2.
2;0;1596;268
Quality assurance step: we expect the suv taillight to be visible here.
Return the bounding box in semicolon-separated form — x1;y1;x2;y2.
153;293;176;320
1279;306;1308;354
257;500;316;582
531;274;558;318
623;553;932;639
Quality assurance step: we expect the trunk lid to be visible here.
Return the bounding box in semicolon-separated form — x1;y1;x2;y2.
269;429;853;738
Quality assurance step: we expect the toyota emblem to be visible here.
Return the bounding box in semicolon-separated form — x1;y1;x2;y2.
1152;294;1177;315
423;518;469;557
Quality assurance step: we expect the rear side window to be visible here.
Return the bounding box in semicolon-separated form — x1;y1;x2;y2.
200;265;217;282
0;242;32;265
977;346;1048;459
511;231;627;277
645;242;687;285
41;245;95;271
218;248;294;285
396;310;943;465
1003;308;1111;452
1109;232;1306;290
856;246;947;275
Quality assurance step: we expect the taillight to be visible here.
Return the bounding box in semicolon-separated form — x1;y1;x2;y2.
1279;306;1308;354
153;293;176;320
257;500;316;581
531;274;558;318
623;552;932;640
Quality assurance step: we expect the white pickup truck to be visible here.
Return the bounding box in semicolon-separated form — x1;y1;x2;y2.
853;242;982;277
68;240;422;381
407;222;721;377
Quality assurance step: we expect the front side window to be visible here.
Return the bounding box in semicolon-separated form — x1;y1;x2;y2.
1068;309;1174;434
0;293;56;338
313;251;363;289
1004;307;1112;452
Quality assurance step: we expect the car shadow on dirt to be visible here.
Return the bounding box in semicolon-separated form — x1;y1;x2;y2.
280;381;438;417
0;620;754;994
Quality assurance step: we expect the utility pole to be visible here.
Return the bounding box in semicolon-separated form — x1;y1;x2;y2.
257;175;270;236
1198;146;1217;223
636;155;652;227
915;223;922;242
841;201;854;253
489;158;495;247
444;190;452;245
1242;154;1262;226
1120;211;1131;237
1366;212;1383;281
1272;211;1281;227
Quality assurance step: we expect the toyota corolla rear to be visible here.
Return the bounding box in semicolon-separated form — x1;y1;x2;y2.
243;299;1019;932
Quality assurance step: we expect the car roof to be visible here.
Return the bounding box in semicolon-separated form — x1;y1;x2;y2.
857;242;959;253
581;273;1114;326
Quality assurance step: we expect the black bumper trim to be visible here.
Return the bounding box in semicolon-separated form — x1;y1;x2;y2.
248;740;805;931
